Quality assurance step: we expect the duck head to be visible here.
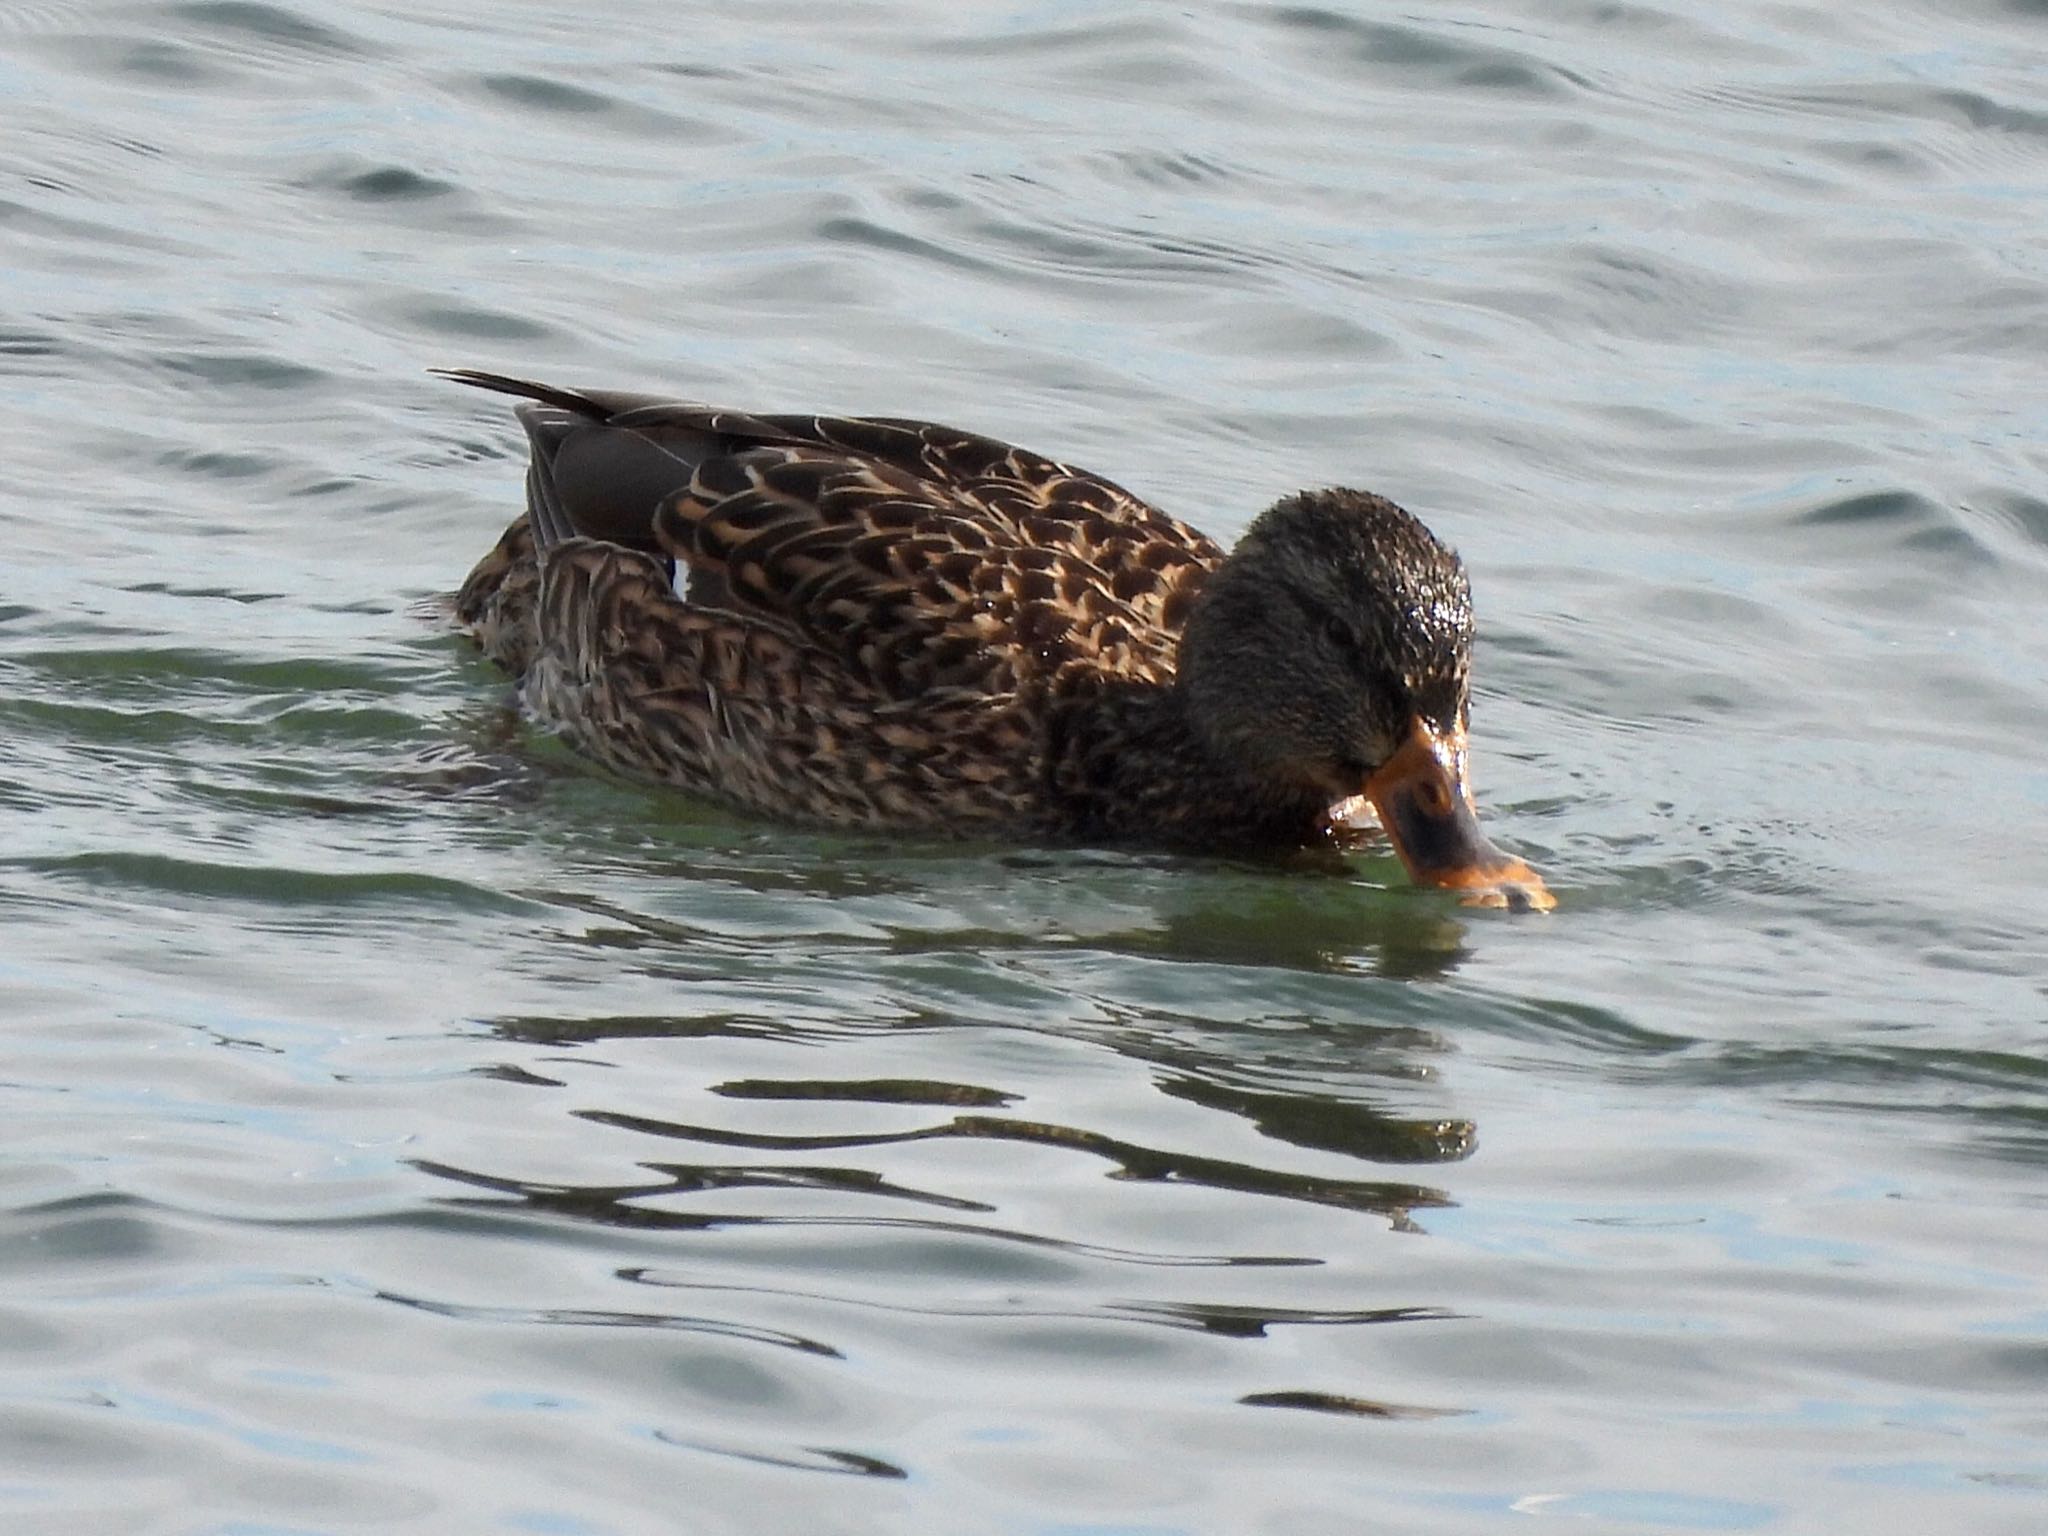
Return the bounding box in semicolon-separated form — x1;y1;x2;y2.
1178;489;1553;911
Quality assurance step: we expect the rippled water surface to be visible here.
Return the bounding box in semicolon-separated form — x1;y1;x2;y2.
5;1;2048;1531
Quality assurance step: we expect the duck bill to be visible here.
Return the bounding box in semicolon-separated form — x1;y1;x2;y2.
1359;721;1555;912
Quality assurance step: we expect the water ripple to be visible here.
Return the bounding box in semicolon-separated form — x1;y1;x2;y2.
6;0;2048;1530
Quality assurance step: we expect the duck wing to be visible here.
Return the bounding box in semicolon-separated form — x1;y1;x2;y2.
441;370;1225;701
652;433;1226;698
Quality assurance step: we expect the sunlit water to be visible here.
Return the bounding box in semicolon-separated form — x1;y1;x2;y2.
4;2;2047;1532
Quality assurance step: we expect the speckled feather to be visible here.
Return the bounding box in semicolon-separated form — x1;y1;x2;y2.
647;413;1220;693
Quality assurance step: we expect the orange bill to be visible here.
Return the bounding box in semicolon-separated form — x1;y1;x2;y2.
1359;720;1555;912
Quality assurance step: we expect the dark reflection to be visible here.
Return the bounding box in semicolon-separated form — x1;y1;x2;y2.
473;1061;564;1087
411;1157;1312;1267
621;1267;1454;1338
1240;1390;1468;1420
713;1077;1019;1108
483;998;1474;1186
481;994;1476;1237
374;1283;840;1357
650;1430;907;1480
464;833;1492;1279
412;1154;993;1217
491;1011;790;1046
1156;1073;1474;1165
659;1161;994;1213
577;1109;1452;1227
1117;1299;1456;1338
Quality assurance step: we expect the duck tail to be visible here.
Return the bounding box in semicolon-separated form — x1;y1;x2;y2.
436;369;719;555
432;368;618;419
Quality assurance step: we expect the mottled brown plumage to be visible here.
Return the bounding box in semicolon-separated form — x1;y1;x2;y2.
442;370;1550;904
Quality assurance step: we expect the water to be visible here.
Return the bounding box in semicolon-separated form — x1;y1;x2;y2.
4;1;2046;1531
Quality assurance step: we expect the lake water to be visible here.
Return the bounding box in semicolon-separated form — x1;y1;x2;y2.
4;1;2046;1531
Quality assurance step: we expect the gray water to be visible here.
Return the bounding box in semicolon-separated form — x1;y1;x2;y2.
4;2;2047;1532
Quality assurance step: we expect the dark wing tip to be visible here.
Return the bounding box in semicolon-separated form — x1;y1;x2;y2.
431;368;615;419
434;370;804;447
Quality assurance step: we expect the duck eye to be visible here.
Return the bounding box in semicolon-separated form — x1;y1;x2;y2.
1322;615;1354;652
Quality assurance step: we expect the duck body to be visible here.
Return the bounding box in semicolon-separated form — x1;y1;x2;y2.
445;371;1550;905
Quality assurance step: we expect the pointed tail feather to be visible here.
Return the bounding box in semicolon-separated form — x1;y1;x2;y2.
439;368;720;553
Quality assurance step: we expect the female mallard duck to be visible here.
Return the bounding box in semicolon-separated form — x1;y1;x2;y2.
442;370;1552;910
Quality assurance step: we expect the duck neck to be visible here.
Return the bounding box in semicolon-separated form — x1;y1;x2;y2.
1041;677;1335;851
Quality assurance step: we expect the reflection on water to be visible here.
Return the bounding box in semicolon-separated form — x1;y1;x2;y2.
446;985;1463;1234
575;1104;1453;1222
1156;1072;1472;1165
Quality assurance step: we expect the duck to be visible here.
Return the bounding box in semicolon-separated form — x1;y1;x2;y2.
440;370;1552;910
